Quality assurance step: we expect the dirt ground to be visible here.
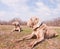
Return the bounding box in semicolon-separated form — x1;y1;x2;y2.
0;25;60;49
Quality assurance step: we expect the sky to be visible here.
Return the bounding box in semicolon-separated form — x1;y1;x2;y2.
0;0;60;21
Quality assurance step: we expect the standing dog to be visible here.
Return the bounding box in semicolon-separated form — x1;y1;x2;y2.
16;17;58;48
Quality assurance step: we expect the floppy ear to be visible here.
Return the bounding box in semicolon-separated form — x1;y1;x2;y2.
35;18;38;20
36;18;39;22
34;18;39;25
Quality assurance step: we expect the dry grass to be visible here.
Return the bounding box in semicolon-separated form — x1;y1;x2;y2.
0;25;60;49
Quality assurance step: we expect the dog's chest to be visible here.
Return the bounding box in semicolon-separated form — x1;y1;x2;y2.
34;28;41;37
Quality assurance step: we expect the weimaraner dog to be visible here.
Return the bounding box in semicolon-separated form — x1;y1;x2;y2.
12;21;21;32
16;17;58;49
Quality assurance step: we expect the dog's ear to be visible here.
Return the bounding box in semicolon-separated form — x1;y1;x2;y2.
35;18;38;20
33;17;39;25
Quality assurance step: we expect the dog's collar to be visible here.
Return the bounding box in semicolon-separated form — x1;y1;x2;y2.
37;21;43;26
39;22;43;27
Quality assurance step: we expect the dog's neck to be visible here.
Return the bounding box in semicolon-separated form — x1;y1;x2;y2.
33;22;43;31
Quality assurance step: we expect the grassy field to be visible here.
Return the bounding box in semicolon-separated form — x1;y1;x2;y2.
0;25;60;49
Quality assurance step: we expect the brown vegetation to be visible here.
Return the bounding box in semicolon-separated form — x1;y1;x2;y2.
45;17;60;26
0;18;27;25
0;17;60;26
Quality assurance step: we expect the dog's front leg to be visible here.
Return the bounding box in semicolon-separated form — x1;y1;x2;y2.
28;30;44;48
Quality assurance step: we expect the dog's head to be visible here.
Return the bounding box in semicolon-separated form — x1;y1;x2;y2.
27;16;39;28
12;21;19;26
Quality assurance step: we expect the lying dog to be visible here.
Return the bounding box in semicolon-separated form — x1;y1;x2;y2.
12;21;21;32
16;17;58;49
